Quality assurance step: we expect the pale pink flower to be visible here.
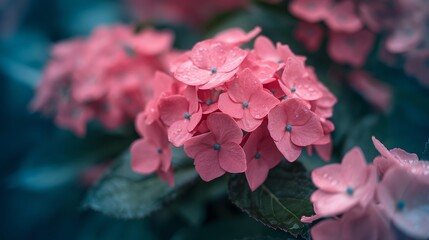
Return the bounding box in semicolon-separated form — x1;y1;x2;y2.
280;57;323;101
131;120;174;185
324;1;362;33
214;26;261;47
141;71;175;125
158;86;202;147
174;39;247;89
130;28;174;55
310;204;395;240
184;113;246;181
289;0;331;23
328;30;375;67
243;121;283;191
267;98;324;162
377;167;429;239
309;147;377;217
372;136;429;183
218;69;279;132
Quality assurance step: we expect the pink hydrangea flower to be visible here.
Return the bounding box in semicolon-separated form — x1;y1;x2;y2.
372;136;429;183
348;70;392;113
239;51;278;84
141;71;175;125
309;147;377;217
131;120;174;185
158;86;202;147
307;119;335;161
328;29;375;67
55;102;93;136
377;167;429;239
324;1;362;33
294;21;323;52
310;204;395;240
174;39;247;89
386;22;423;54
310;77;337;119
243;121;283;191
214;26;261;47
218;69;279;132
267;98;324;162
253;36;296;69
280;57;323;101
184;113;246;181
289;0;331;23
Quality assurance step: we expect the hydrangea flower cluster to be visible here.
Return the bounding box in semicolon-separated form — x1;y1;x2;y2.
289;0;429;86
303;137;429;240
131;27;337;190
31;25;174;135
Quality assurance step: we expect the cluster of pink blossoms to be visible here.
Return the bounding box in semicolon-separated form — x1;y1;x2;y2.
303;137;429;240
32;25;174;135
289;0;429;86
130;26;337;190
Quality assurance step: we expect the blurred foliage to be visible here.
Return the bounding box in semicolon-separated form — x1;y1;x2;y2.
1;0;429;239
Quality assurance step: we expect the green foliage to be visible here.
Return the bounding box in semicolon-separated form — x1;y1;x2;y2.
84;149;198;219
228;162;315;240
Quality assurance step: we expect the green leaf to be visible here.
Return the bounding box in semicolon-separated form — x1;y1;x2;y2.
84;148;198;219
228;162;315;240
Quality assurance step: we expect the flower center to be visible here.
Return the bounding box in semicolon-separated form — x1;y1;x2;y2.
184;112;191;120
156;148;163;154
211;67;217;74
396;200;406;211
285;124;292;132
346;187;354;196
213;143;221;150
206;99;213;105
255;152;261;159
123;44;136;57
290;87;296;93
242;101;249;108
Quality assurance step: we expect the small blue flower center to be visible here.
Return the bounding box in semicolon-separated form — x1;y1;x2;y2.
346;187;354;196
396;200;406;211
123;45;136;57
255;153;261;159
242;101;249;108
213;144;221;150
184;112;191;120
285;124;292;132
277;60;283;64
205;99;213;105
156;148;163;154
290;87;296;93
211;67;217;74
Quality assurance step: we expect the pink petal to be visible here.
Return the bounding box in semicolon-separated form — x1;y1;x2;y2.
248;89;280;119
131;139;160;174
218;93;244;119
290;113;323;146
245;159;270;191
289;0;331;22
311;190;359;216
274;133;302;162
184;132;216;158
236;110;263;132
159;95;189;126
324;1;362;33
187;107;203;132
226;68;261;103
341;147;368;188
311;164;346;192
214;26;261;47
254;36;279;62
190;40;228;69
206;112;243;144
194;149;226;182
218;142;247;173
157;166;175;186
168;120;194;147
